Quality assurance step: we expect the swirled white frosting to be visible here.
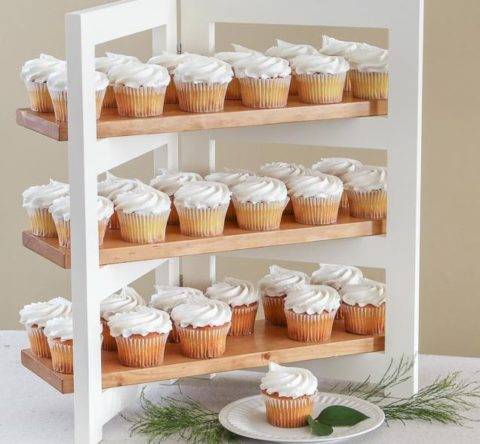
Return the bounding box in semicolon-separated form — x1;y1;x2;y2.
215;48;261;66
171;298;232;328
285;284;340;315
97;172;142;201
259;162;306;182
95;53;140;79
174;181;231;209
310;263;364;290
107;306;172;338
44;316;76;341
47;69;108;92
114;182;171;215
287;173;343;199
206;277;259;307
258;265;309;297
21;54;65;83
234;55;291;79
231;44;259;54
343;165;387;191
311;158;363;179
22;179;69;212
260;362;318;398
341;278;386;307
349;47;389;73
19;297;72;327
231;177;288;204
291;54;349;75
108;62;170;88
150;170;203;197
205;169;256;188
100;286;146;320
150;286;206;313
265;39;319;61
321;36;361;57
147;52;205;74
49;195;113;222
173;57;233;84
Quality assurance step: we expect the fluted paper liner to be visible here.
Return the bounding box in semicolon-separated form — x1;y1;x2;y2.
262;391;315;428
350;70;389;100
285;309;336;342
340;190;349;213
291;195;341;225
344;72;352;92
296;72;346;104
25;81;54;113
346;189;387;220
117;211;169;244
48;338;74;374
109;211;120;230
233;199;288;231
115;332;168;368
175;323;231;359
54;218;109;248
342;302;385;335
28;208;58;237
26;325;51;358
229;303;258;336
262;295;287;326
176;204;228;237
50;89;105;122
101;318;117;351
102;85;117;108
226;76;242;99
239;76;291;109
175;81;228;113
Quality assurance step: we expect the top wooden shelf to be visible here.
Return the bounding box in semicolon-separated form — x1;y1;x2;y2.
16;95;387;141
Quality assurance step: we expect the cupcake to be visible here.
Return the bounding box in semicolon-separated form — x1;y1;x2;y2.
287;173;343;225
284;285;340;342
44;317;76;373
174;57;233;112
47;69;108;122
150;170;203;224
291;54;349;104
109;62;170;117
174;181;231;237
343;166;387;220
114;182;171;244
310;263;363;291
49;196;113;248
260;362;318;428
348;47;388;99
258;265;309;326
100;286;146;351
108;306;172;368
19;297;71;358
95;52;140;107
231;177;288;231
22;179;69;237
171;298;232;359
206;277;259;336
341;278;386;335
20;54;65;112
234;55;291;108
149;285;206;343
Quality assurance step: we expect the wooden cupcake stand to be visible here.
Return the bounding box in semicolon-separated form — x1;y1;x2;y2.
16;0;423;443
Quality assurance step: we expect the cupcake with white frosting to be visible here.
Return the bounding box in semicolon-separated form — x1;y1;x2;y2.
260;361;318;428
171;298;232;359
348;47;388;99
150;169;203;225
343;165;387;220
206;277;259;336
258;265;309;326
49;195;113;248
173;57;233;112
114;181;171;244
19;297;71;358
174;181;231;237
231;177;288;231
108;306;172;368
284;285;340;342
100;286;145;351
22;179;69;237
47;69;108;122
341;278;386;335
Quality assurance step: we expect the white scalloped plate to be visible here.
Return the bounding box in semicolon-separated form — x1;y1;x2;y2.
219;392;385;443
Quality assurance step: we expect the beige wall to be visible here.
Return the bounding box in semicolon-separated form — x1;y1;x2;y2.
1;1;479;358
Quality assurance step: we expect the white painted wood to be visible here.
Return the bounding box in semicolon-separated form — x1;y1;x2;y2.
101;385;141;425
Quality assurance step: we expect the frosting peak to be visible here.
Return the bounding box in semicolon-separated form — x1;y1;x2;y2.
231;176;288;204
44;316;75;342
100;286;146;320
22;179;69;212
311;157;363;179
234;55;291;79
150;170;203;196
109;62;170;88
95;53;140;76
147;52;205;74
258;265;309;297
291;54;349;75
205;169;256;188
287;173;343;199
149;286;206;313
285;284;340;315
259;162;306;182
98;172;142;200
265;39;319;61
19;297;72;327
174;181;231;209
311;263;364;290
49;195;113;222
343;165;387;191
47;69;108;92
174;57;233;84
260;362;318;398
341;278;386;307
171;298;232;328
107;306;172;338
206;277;259;307
113;182;171;215
21;54;65;83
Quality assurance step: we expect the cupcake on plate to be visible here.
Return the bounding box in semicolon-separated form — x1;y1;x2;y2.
22;179;69;237
258;265;309;326
49;195;113;248
150;170;203;224
20;54;65;113
100;286;145;351
287;173;343;225
174;181;231;237
114;182;171;244
284;285;340;342
341;278;386;335
150;285;206;343
206;277;259;336
19;297;71;358
231;177;288;231
108;306;172;368
260;362;318;428
47;69;108;122
171;298;232;359
343;165;387;220
348;47;388;100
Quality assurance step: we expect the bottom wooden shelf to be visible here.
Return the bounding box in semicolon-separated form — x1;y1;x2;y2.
21;320;385;394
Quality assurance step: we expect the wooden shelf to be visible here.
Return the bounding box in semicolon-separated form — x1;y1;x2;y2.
21;320;385;394
22;214;385;268
16;95;387;141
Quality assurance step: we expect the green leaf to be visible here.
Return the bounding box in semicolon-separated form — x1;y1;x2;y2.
307;415;333;436
316;405;369;427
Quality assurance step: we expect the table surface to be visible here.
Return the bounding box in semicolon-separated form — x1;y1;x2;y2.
1;330;479;444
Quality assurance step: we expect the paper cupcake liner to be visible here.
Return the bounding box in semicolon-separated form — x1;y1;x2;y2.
103;85;117;108
342;302;385;335
229;303;258;336
350;70;389;100
114;84;166;117
344;72;352;92
101;318;117;351
53;218;109;248
176;204;228;237
289;74;298;95
340;190;349;212
239;76;291;109
285;309;336;342
336;304;344;320
226;76;242;99
296;72;346;104
117;211;169;244
115;332;168;368
109;210;120;230
346;189;387;220
26;325;51;358
48;338;74;374
175;81;228;113
262;391;315;428
165;75;178;104
28;207;58;237
175;323;231;359
168;322;180;343
233;199;288;231
262;295;287;326
25;81;54;113
291;195;341;225
49;89;105;122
